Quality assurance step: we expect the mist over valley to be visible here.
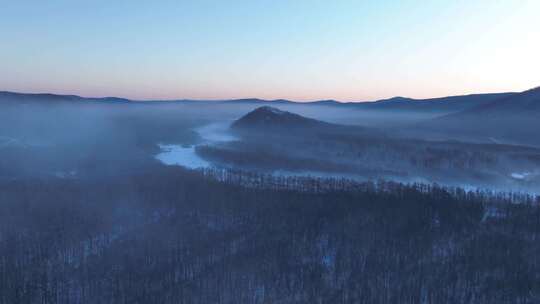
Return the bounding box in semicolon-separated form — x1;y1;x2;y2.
2;88;540;303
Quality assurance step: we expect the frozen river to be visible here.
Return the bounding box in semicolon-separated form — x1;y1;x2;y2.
155;122;236;169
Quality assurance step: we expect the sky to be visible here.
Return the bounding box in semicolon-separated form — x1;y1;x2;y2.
0;0;539;101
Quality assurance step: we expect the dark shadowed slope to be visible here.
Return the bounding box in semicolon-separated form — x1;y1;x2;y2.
229;106;386;144
231;106;330;130
466;86;540;113
417;86;540;146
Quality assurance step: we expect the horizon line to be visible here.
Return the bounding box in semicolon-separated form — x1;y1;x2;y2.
0;88;525;104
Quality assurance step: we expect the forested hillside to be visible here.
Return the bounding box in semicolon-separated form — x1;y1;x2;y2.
1;166;539;304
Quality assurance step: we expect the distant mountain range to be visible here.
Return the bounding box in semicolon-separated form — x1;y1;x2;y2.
0;90;517;114
3;86;540;146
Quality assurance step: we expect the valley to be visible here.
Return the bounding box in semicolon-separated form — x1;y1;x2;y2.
2;88;540;303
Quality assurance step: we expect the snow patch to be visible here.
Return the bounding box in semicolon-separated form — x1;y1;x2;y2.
155;122;238;169
511;172;533;180
155;144;209;169
265;106;285;115
54;170;77;179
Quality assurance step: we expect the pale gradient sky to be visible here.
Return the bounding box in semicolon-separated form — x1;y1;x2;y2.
1;0;539;101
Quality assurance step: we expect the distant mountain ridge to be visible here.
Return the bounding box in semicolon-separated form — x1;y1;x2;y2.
0;90;516;113
354;93;515;113
419;86;540;146
0;91;131;105
465;86;540;114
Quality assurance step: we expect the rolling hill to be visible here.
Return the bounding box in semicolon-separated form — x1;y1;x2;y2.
229;105;384;139
353;92;515;113
418;86;540;146
231;106;330;131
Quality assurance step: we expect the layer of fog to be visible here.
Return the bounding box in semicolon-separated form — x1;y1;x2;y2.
154;119;540;195
3;96;540;194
